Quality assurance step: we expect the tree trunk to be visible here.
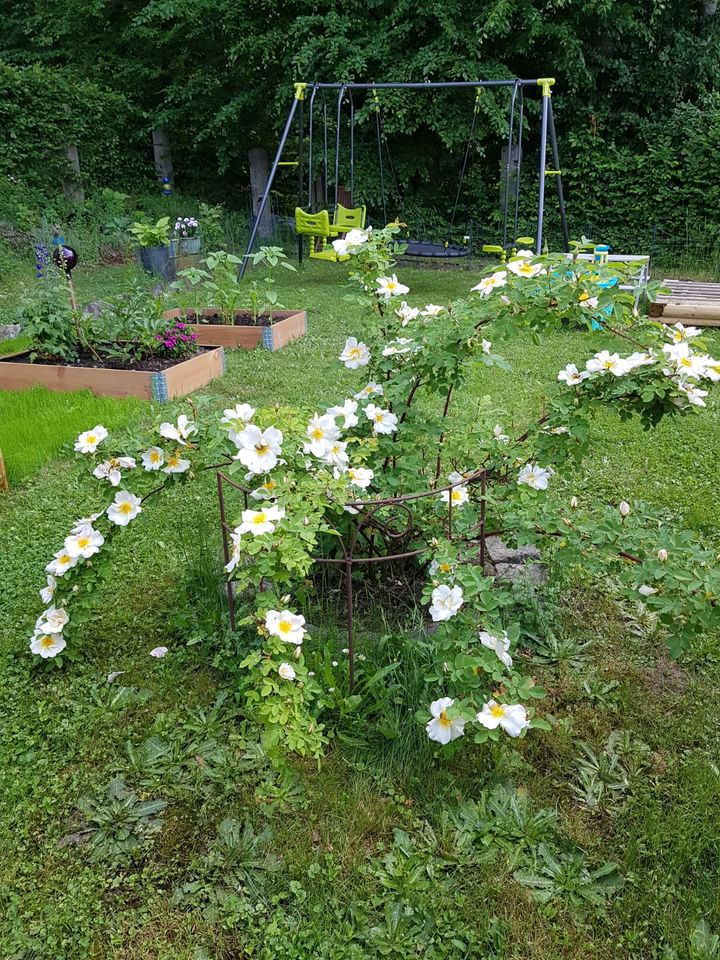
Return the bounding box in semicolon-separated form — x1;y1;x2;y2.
248;147;273;240
63;145;85;203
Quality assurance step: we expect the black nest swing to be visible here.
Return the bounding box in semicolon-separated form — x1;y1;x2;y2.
240;80;570;279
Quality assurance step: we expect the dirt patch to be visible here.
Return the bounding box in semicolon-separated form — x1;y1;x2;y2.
183;309;273;327
1;346;205;373
641;654;688;696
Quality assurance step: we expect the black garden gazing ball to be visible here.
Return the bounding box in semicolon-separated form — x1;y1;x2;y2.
53;245;79;274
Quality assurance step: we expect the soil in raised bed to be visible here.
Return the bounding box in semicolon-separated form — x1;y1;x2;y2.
1;347;206;373
183;310;275;327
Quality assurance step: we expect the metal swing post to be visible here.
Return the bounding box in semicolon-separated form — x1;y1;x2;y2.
297;87;305;266
536;77;554;255
239;82;307;280
547;98;570;252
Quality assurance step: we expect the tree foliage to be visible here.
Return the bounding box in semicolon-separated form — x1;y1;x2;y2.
0;0;718;239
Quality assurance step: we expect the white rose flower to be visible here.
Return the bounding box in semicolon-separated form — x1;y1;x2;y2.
46;549;79;577
657;548;668;562
278;662;296;681
638;584;658;597
163;452;191;474
421;304;444;317
440;485;469;507
149;646;169;658
327;399;359;429
354;382;384;400
221;403;256;434
74;425;108;454
238;505;285;536
619;501;630;517
364;404;398;435
106;490;143;526
30;631;66;659
141;446;165;471
40;574;57;605
92;457;136;486
476;700;529;737
64;525;104;559
347;466;374;489
339;337;371;369
429;584;464;622
471;271;507;295
517;463;552;491
266;609;306;645
234;425;283;475
159;414;197;445
376;274;410;299
36;606;69;634
305;413;341;457
558;363;589;386
507;259;543;279
425;697;466;744
479;630;513;670
585;351;631;377
395;301;420;325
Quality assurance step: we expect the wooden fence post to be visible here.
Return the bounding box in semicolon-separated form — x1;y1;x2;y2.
248;147;273;240
152;128;174;187
0;449;8;492
63;144;85;204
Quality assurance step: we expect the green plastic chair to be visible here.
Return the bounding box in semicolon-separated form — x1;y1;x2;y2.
332;203;367;233
295;208;339;260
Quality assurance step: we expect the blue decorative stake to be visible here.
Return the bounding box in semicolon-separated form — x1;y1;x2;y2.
162;176;173;198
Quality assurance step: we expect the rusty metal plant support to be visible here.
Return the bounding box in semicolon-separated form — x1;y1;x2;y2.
217;469;487;688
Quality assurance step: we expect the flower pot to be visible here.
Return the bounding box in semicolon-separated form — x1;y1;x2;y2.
0;346;226;401
162;308;308;351
179;236;202;255
138;244;175;281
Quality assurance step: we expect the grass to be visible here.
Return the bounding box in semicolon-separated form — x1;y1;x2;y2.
0;258;719;957
0;385;148;486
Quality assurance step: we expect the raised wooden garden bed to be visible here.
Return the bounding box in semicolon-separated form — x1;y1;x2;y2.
162;308;307;351
0;346;226;402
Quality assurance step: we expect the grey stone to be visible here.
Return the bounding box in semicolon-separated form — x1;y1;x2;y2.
0;324;21;342
485;535;540;565
484;535;547;586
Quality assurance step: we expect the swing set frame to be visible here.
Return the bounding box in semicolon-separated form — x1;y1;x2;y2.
240;78;570;279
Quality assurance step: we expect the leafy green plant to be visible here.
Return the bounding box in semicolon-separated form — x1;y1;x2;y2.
513;844;623;919
15;267;79;360
128;217;171;248
76;777;167;860
531;632;594;668
246;245;297;321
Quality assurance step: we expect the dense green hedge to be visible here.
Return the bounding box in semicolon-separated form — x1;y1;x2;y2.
0;61;149;194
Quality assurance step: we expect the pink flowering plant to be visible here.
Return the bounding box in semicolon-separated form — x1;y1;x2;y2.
151;318;199;359
174;216;200;239
26;232;720;762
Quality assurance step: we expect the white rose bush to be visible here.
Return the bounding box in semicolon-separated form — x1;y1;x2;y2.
28;222;720;763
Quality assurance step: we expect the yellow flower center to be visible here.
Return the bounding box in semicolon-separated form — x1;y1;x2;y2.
167;456;179;468
59;553;71;565
451;490;463;502
490;704;505;718
438;710;452;727
150;451;161;463
119;502;133;514
77;537;91;549
262;480;275;491
680;357;692;368
375;413;383;422
278;621;292;634
349;347;361;359
255;443;269;455
253;512;267;525
579;292;589;302
40;635;55;649
439;563;451;573
312;428;324;440
87;434;96;445
603;360;614;369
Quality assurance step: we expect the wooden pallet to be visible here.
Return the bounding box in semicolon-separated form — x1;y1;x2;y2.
651;280;720;326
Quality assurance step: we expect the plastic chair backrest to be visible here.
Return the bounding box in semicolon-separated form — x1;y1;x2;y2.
295;208;330;237
332;203;366;231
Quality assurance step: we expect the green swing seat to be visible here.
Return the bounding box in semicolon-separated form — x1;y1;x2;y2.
295;203;367;261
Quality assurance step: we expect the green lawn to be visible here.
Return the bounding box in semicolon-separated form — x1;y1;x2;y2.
0;260;719;958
